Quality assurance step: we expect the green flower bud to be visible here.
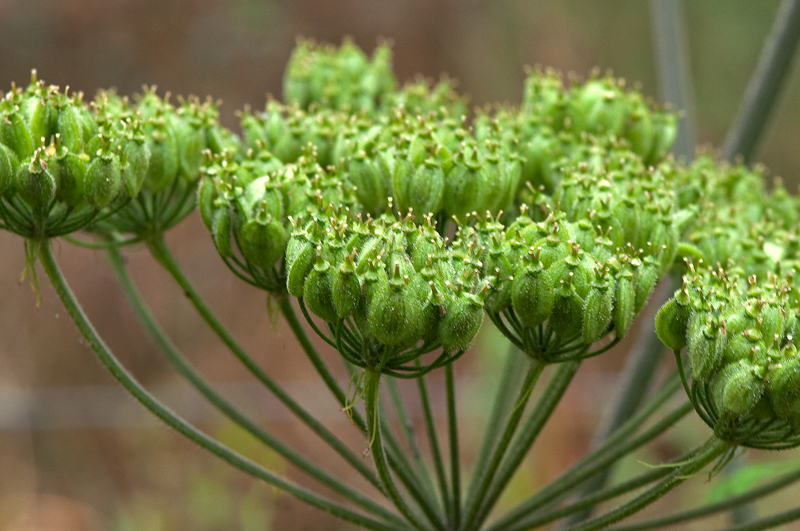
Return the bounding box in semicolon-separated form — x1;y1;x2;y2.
198;177;217;231
686;313;726;382
332;253;361;319
646;112;677;165
286;233;316;297
582;282;614;344
612;271;635;339
17;150;57;211
56;103;84;153
349;156;388;217
713;360;763;416
511;259;555;328
368;262;422;346
145;124;180;193
53;151;88;206
29;95;58;146
84;151;122;209
0;111;34;160
397;161;446;217
176;120;204;180
120;137;151;198
238;218;288;271
0;142;20;197
304;253;338;323
633;259;658;313
768;356;800;418
624;97;655;160
438;293;485;352
211;207;233;258
654;291;692;352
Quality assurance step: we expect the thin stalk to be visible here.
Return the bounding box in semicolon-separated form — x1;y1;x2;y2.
145;237;379;488
386;378;439;509
461;360;546;531
462;345;527;521
561;438;731;531
469;360;580;531
418;367;452;525
563;282;672;526
722;0;800;163
446;364;462;530
722;505;800;531
485;381;689;531
365;369;431;531
38;242;403;531
608;461;800;531
105;246;402;526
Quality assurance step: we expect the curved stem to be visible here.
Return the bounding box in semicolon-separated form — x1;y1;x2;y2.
38;241;402;531
418;366;452;525
145;237;380;489
461;359;546;531
105;246;403;526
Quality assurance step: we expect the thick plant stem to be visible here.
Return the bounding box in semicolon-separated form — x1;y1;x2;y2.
145;237;381;490
461;359;546;531
469;360;580;531
105;246;402;525
446;364;461;530
561;438;731;531
722;0;800;162
38;242;403;531
364;369;431;531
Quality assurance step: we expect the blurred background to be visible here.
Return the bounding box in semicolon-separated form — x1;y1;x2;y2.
1;1;800;530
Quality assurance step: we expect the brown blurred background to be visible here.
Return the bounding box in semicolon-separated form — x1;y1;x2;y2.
1;1;800;530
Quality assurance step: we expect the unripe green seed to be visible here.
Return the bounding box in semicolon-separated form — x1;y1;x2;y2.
613;272;635;339
0;112;34;160
238;218;288;271
0;142;20;197
198;177;217;231
550;286;584;340
368;270;422;347
211;207;233;258
120;138;150;198
633;260;658;313
654;296;691;352
583;284;614;344
349;157;388;216
286;237;316;297
686;314;726;382
84;153;122;209
54;152;88;206
511;263;555;328
332;261;361;319
304;258;338;323
145;126;180;193
17;152;57;211
713;360;763;416
56;104;84;153
768;357;800;418
438;295;484;352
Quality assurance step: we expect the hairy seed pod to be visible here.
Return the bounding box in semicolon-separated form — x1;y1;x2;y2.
0;111;34;160
56;104;84;153
368;264;422;347
768;357;800;418
176;121;204;181
438;294;484;353
0;142;20;197
53;151;88;206
198;177;217;231
17;152;57;211
211;207;233;258
286;236;316;297
84;152;122;209
120;138;151;198
511;262;555;329
238;218;288;271
304;257;338;323
612;272;635;339
713;360;762;416
332;259;361;319
654;295;691;352
349;157;388;216
145;126;180;193
633;260;658;313
582;283;614;344
686;314;726;382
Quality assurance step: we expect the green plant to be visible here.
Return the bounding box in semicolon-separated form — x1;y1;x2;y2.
3;4;800;529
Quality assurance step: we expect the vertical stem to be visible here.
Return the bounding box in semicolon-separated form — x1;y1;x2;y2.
722;0;800;163
446;364;461;529
364;369;431;531
461;359;546;531
418;368;452;525
38;242;402;531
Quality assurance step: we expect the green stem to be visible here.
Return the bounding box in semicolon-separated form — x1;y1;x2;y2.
461;359;546;531
446;363;462;530
485;376;688;531
105;246;402;526
608;461;800;531
38;241;402;531
386;378;440;511
468;360;580;531
418;368;452;525
561;438;731;531
722;505;800;531
145;237;381;489
462;345;527;522
365;369;431;531
721;0;800;163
